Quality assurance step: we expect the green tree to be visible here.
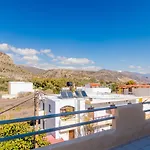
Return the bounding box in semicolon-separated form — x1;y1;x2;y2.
126;80;136;85
0;122;49;150
110;83;118;92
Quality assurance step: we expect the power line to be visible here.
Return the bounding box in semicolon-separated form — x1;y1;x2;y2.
0;97;34;115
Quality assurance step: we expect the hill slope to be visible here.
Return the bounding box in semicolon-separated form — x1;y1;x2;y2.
19;65;45;75
42;69;150;83
0;52;32;80
0;52;149;83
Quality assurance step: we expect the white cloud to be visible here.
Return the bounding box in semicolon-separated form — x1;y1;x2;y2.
137;66;142;69
23;55;39;64
0;43;96;70
0;43;10;51
14;48;38;56
6;53;14;59
81;66;101;71
6;53;22;62
59;57;94;65
129;65;135;69
40;49;55;58
28;62;101;71
40;49;51;54
0;43;39;56
31;63;56;70
55;56;65;61
128;65;150;74
47;53;55;58
129;65;143;70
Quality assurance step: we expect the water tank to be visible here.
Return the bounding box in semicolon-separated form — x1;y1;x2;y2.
67;82;73;87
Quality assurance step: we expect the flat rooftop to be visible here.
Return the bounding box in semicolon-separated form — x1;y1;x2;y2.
91;94;138;103
43;93;138;103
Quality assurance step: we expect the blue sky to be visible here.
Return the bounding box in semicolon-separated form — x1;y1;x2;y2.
0;0;150;73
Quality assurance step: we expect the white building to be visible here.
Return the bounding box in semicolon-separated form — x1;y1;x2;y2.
121;85;150;96
39;91;86;141
8;82;34;95
39;89;140;142
83;83;111;98
1;81;34;99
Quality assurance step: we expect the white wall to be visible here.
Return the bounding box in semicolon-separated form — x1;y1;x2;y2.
123;88;150;96
42;97;80;140
44;98;58;138
60;131;69;141
123;89;129;95
8;82;34;95
85;84;91;88
0;94;17;99
134;88;150;96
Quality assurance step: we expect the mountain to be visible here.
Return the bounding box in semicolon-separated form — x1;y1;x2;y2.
19;65;45;75
143;73;150;79
0;52;32;80
42;69;150;83
0;52;150;83
121;71;150;83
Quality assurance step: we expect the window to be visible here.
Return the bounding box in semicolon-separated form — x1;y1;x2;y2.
128;87;132;93
60;106;75;120
49;104;51;113
88;106;94;119
42;102;45;110
43;120;45;129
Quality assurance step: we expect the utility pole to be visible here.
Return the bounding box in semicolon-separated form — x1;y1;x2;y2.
34;91;39;149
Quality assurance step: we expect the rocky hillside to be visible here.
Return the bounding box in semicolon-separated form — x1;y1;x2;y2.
0;52;150;83
19;65;45;75
0;52;32;80
121;71;150;83
42;69;150;83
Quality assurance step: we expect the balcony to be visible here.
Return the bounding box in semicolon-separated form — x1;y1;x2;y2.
36;103;150;150
1;102;150;150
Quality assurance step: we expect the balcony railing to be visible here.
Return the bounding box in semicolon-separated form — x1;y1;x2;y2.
0;101;150;150
0;105;117;142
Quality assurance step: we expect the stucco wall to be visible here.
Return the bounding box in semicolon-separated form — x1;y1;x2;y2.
36;103;150;150
124;88;150;96
8;82;34;95
134;88;150;96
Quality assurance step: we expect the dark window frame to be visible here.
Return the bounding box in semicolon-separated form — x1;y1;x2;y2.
49;104;51;113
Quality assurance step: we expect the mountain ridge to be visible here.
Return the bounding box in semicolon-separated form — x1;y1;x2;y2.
0;52;150;83
0;52;32;80
20;65;150;83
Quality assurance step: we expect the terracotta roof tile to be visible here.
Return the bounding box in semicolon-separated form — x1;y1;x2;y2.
46;135;64;144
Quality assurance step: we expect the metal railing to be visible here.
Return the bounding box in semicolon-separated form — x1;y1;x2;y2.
0;102;150;143
0;105;117;142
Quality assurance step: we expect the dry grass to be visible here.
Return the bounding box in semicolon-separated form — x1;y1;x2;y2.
0;94;35;119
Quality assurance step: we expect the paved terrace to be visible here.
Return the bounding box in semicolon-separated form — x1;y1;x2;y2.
36;103;150;150
111;135;150;150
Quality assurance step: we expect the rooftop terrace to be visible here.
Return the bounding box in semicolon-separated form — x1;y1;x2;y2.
0;101;150;150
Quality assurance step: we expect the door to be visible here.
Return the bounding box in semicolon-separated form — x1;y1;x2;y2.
69;130;75;140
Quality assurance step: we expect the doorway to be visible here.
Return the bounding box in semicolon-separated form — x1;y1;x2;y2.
69;130;75;140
